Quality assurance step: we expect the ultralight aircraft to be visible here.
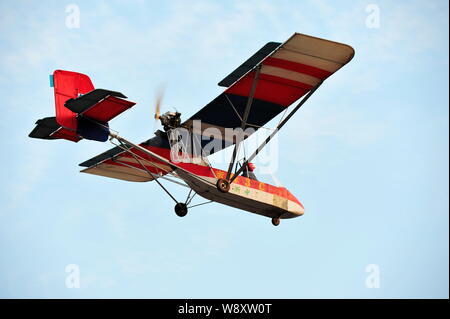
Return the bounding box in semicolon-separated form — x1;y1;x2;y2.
29;33;354;226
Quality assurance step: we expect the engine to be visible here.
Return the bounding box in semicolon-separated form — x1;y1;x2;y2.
159;111;182;131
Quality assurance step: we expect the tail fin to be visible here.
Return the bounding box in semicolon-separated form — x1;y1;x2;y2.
53;70;94;136
29;70;135;142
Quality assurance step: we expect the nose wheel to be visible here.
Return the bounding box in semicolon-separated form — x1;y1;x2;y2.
174;203;188;217
271;217;280;226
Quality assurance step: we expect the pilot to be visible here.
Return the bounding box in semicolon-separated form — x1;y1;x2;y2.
242;162;258;181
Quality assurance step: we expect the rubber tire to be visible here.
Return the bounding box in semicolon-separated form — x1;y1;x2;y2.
174;203;188;217
216;178;230;193
271;217;280;226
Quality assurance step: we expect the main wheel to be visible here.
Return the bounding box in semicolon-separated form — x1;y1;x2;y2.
216;178;230;193
174;203;188;217
271;217;280;226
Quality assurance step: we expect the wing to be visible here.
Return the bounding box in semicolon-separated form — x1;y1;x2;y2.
79;33;354;182
79;131;173;182
183;33;354;155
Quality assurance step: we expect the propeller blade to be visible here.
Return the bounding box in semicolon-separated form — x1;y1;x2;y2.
153;85;166;132
154;86;165;120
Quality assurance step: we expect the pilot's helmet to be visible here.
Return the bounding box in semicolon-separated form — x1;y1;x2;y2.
248;162;256;171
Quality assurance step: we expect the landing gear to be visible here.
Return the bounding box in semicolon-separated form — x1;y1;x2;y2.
271;217;280;226
216;178;230;193
174;203;188;217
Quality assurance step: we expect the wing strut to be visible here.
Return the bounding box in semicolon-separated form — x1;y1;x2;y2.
108;132;217;188
108;133;215;210
228;81;323;184
225;65;262;181
112;138;179;203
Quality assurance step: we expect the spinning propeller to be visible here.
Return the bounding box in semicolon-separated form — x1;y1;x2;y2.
153;86;165;129
152;86;182;132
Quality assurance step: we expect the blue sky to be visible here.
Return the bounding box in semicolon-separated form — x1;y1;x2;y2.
0;0;448;298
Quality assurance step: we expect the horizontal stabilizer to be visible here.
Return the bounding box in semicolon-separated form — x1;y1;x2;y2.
28;117;82;142
65;88;135;123
65;89;127;113
28;117;60;140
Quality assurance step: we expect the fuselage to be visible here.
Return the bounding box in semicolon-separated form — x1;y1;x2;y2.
89;137;305;220
177;165;304;219
163;149;304;219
